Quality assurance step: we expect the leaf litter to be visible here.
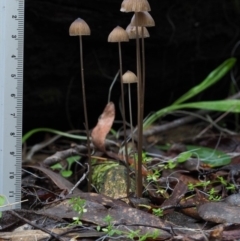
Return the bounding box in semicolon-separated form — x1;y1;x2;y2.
2;102;240;240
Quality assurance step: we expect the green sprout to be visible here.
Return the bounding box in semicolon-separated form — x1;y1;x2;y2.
100;215;122;237
188;180;211;191
51;155;81;178
97;214;160;240
134;151;151;164
217;176;236;191
69;197;87;225
152;208;164;217
165;151;192;169
147;170;160;182
208;188;221;201
165;160;177;169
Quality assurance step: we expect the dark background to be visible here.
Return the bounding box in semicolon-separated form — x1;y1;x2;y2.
23;0;240;140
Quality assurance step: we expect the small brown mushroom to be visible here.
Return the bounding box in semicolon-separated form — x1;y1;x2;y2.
130;11;155;27
69;18;92;191
120;0;151;12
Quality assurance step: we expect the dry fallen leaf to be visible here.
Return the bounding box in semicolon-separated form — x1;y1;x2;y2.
198;199;240;224
91;102;150;176
39;198;171;239
24;164;82;194
91;102;115;152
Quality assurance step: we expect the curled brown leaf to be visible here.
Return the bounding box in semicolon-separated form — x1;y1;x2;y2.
91;102;115;152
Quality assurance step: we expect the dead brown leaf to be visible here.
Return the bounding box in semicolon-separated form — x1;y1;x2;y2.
197;195;240;224
160;177;188;214
0;228;102;241
91;102;115;152
39;198;171;239
24;164;82;194
222;224;240;240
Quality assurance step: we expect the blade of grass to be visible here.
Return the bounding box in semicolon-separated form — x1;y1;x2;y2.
22;128;87;144
173;58;236;105
144;99;240;128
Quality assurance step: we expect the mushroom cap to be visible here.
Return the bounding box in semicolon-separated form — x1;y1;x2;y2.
122;70;138;83
120;0;151;12
69;18;91;36
108;26;129;42
131;12;155;27
126;24;150;39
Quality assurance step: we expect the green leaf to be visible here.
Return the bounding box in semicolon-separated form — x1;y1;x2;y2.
50;163;63;170
175;100;240;112
61;170;73;178
186;145;231;167
108;230;116;236
0;195;5;218
177;151;192;163
167;160;177;169
96;226;101;231
0;195;5;206
173;58;236;105
22;128;87;144
143;58;237;128
152;230;160;239
66;156;81;170
103;214;113;224
144;100;240;128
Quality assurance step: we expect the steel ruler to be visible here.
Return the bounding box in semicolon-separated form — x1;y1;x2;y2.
0;0;24;211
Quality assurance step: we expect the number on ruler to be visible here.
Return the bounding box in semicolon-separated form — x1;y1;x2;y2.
9;191;14;198
9;172;15;179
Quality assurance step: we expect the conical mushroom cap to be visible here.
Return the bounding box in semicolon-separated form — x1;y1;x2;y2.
108;26;129;42
131;12;155;27
126;24;150;39
120;0;151;12
69;18;91;36
122;70;138;83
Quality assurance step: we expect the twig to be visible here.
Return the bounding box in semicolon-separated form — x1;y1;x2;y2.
108;70;120;103
0;199;28;209
8;210;66;241
69;164;89;194
196;110;236;138
43;144;88;167
143;109;208;137
24;130;87;162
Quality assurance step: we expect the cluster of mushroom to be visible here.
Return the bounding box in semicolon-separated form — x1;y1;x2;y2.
68;0;155;197
115;0;155;197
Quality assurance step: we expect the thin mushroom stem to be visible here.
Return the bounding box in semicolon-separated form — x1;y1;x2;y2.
135;12;143;197
128;84;134;138
141;26;146;113
108;70;120;103
128;83;136;171
118;42;130;196
79;35;92;191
